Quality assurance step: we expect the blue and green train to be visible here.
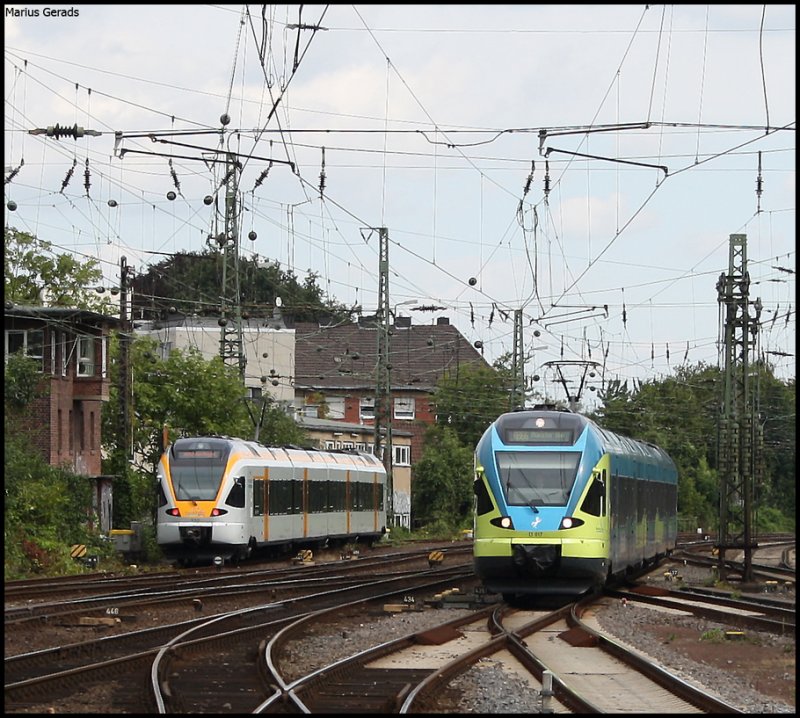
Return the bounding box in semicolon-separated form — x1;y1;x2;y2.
473;406;678;598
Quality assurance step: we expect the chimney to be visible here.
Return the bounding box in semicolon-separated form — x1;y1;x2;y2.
436;317;450;325
395;316;411;328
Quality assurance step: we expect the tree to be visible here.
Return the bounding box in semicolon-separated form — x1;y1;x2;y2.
129;249;352;322
592;361;795;532
4;226;111;311
411;424;474;530
432;363;512;449
102;336;309;526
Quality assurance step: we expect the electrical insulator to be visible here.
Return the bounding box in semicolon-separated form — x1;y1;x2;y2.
49;124;85;139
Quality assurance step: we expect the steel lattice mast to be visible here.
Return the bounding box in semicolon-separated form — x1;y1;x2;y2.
716;233;762;582
373;227;393;523
217;147;245;382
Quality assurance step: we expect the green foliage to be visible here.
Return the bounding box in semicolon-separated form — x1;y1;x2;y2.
103;336;251;524
130;249;352;321
590;361;794;532
255;403;310;446
4;351;44;409
411;425;474;530
754;506;795;532
4;226;110;311
699;628;726;643
433;363;512;448
3;433;100;579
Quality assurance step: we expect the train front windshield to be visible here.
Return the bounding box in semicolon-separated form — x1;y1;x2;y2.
496;451;580;507
169;440;231;501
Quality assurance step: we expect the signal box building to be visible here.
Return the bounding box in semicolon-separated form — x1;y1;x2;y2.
4;305;119;532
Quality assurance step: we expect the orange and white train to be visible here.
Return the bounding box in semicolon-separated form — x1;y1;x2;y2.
156;436;387;565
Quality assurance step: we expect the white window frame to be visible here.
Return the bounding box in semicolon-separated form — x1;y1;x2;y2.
77;335;95;377
394;396;415;420
101;336;108;378
60;332;69;376
394;444;411;466
5;328;45;371
359;396;375;420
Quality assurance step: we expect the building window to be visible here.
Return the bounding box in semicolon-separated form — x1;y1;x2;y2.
394;397;415;420
360;396;375;420
394;445;411;466
326;396;346;419
4;329;45;371
248;386;263;400
77;336;95;377
303;404;320;418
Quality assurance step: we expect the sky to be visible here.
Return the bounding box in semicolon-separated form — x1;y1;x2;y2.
4;4;796;409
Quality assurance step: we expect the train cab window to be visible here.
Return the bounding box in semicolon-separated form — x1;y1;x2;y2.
169;439;231;501
496;451;580;507
225;476;246;508
580;471;606;517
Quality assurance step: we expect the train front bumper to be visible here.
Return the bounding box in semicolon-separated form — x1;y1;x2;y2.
474;537;608;594
157;522;248;556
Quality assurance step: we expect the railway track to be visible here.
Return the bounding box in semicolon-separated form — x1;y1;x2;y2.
259;591;752;714
5;539;793;713
4;562;477;712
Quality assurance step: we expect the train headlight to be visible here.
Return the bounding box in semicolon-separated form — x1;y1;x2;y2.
490;516;515;529
210;508;229;517
559;517;584;529
166;508;181;517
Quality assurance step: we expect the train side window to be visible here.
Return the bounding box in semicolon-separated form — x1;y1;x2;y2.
157;481;168;508
580;471;605;517
329;478;346;511
253;478;265;516
269;480;291;515
225;476;246;508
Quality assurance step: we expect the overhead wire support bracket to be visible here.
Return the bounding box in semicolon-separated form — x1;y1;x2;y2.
537;122;652;155
544;147;668;176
